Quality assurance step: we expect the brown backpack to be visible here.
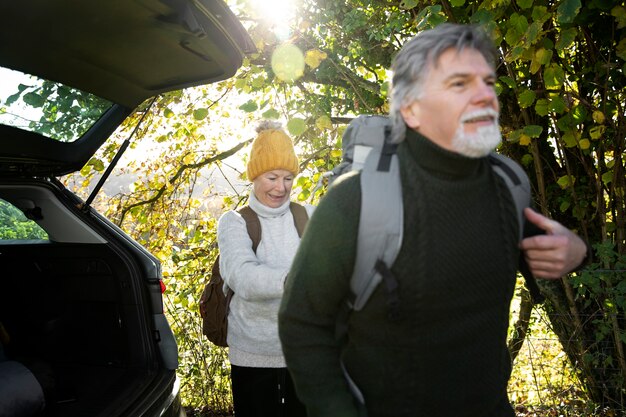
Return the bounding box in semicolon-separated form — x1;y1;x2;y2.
199;203;309;347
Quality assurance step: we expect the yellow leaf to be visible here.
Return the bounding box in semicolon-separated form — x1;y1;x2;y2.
592;110;605;124
590;125;605;140
579;138;590;150
315;115;332;130
183;154;195;165
305;49;327;69
519;134;532;146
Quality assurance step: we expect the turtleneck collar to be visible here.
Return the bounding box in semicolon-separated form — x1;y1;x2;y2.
248;191;291;218
403;128;486;179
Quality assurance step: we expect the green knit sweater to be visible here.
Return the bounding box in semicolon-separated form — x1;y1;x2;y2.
279;129;519;417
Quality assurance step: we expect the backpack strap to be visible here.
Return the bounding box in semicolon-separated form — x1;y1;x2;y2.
487;153;545;304
351;135;403;313
289;202;309;237
238;206;262;252
488;153;530;241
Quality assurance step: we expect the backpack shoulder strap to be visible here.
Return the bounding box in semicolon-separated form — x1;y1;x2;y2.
340;135;402;404
351;137;403;312
488;153;545;304
238;205;261;253
289;202;309;237
488;153;531;241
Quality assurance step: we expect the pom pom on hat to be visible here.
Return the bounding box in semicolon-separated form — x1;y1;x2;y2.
246;121;299;181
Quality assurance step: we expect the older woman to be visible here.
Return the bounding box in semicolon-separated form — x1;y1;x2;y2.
216;121;313;417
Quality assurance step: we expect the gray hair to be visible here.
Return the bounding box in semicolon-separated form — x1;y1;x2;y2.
389;23;497;143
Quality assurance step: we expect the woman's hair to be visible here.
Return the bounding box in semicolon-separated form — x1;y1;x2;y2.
389;23;497;143
246;120;299;180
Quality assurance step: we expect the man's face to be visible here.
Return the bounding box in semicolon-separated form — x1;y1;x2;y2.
401;47;501;157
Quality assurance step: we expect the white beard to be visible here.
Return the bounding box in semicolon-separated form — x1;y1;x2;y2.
451;110;502;158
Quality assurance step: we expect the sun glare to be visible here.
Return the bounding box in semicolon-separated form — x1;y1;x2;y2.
250;0;296;39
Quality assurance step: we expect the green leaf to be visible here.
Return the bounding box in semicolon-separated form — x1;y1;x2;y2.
507;129;522;143
297;189;310;201
399;0;418;9
239;100;258;113
518;89;536;108
557;175;576;189
556;28;578;51
510;13;529;34
526;21;542;45
23;92;45;107
531;5;551;22
616;38;626;61
523;125;543;138
536;48;553;65
261;108;280;119
571;105;587;123
543;64;565;90
193;108;208;120
601;170;613;185
549;96;567;114
498;76;516;90
557;0;582;24
521;154;533;166
234;78;247;90
516;0;533;9
4;91;22;106
505;14;528;46
535;99;549;116
613;6;626;29
562;130;579;148
88;157;105;172
287;118;307;136
414;5;443;30
251;77;265;89
164;107;174;118
450;0;465;6
470;10;495;26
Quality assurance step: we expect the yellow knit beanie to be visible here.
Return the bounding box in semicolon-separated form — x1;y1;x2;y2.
246;120;300;181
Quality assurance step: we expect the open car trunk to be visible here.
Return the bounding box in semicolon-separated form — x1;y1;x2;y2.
0;181;181;417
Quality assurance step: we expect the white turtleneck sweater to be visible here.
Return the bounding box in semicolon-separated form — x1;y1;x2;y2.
216;193;315;367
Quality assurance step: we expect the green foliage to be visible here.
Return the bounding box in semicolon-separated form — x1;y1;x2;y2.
2;79;112;142
0;199;48;240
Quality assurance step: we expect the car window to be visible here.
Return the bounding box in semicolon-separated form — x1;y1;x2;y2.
0;198;48;241
0;66;113;143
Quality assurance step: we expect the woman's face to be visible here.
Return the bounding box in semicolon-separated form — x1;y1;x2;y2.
252;169;295;208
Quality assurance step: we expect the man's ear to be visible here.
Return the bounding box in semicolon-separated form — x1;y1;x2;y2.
400;101;420;129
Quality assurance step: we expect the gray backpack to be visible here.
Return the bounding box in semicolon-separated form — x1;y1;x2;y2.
329;115;543;314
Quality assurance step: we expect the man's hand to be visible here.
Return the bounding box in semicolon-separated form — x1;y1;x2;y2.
519;208;587;279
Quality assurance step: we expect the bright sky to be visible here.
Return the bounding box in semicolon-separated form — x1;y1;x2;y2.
249;0;296;40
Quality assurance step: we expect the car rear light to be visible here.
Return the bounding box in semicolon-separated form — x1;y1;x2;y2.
160;280;166;294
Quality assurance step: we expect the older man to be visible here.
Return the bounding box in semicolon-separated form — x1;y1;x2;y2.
279;23;587;417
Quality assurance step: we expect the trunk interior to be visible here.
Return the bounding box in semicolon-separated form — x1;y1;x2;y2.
0;243;158;416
